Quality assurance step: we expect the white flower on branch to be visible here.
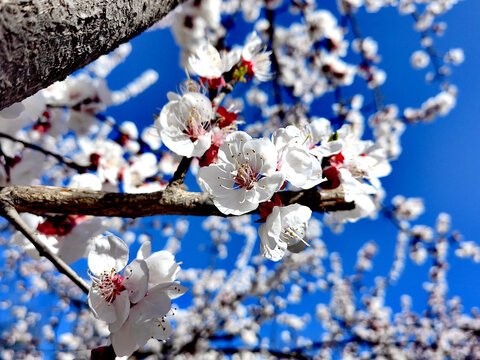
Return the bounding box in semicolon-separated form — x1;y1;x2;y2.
156;91;214;157
189;43;239;87
87;236;187;357
111;241;187;357
87;235;149;333
238;32;272;82
197;131;285;215
258;204;312;261
272;118;339;189
411;50;430;69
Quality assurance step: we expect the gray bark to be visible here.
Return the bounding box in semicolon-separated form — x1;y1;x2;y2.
0;0;181;111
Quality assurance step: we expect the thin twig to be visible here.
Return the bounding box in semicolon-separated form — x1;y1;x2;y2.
411;11;447;84
0;132;89;173
346;13;384;111
266;7;285;115
0;201;89;294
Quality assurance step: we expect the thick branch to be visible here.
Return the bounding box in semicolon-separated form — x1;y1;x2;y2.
0;201;89;294
0;185;354;218
0;0;181;110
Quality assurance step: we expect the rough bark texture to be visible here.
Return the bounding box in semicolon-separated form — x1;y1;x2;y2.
0;0;181;110
0;185;354;218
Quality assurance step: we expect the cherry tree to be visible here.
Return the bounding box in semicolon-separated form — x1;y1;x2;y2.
0;0;478;359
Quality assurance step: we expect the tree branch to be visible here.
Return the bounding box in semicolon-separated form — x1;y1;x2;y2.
0;200;89;294
167;156;193;188
0;185;354;218
0;0;181;110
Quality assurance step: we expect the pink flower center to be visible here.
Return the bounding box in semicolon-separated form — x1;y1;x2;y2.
234;163;259;190
89;269;126;303
176;105;209;142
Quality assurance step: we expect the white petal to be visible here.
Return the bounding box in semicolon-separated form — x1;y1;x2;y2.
309;117;332;140
255;172;285;202
197;163;236;198
58;217;105;264
243;138;278;175
150;318;173;340
88;288;116;323
123;259;149;304
145;251;180;286
153;282;188;299
258;206;287;261
259;230;286;262
161;129;195;157
281;204;312;227
108;291;130;332
88;235;129;274
213;193;258;215
217;131;252;165
189;43;223;78
242;32;262;60
111;318;138;357
131;319;153;349
281;146;312;188
136;241;151;260
132;285;172;321
189;133;212;157
272;126;301;152
68;173;103;191
259;206;286;261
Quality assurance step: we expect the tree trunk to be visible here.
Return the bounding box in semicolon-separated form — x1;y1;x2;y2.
0;0;180;111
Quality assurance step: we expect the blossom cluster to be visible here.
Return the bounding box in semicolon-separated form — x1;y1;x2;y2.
87;235;186;357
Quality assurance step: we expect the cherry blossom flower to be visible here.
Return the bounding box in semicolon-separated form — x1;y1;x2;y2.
121;153;161;193
411;50;430;69
155;91;214;157
108;241;187;357
77;138;126;187
272;118;341;189
259;204;312;261
236;32;272;82
322;125;391;190
87;235;149;334
12;213;95;263
197;131;285;215
141;126;162;150
189;43;239;88
44;74;112;135
324;168;378;229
